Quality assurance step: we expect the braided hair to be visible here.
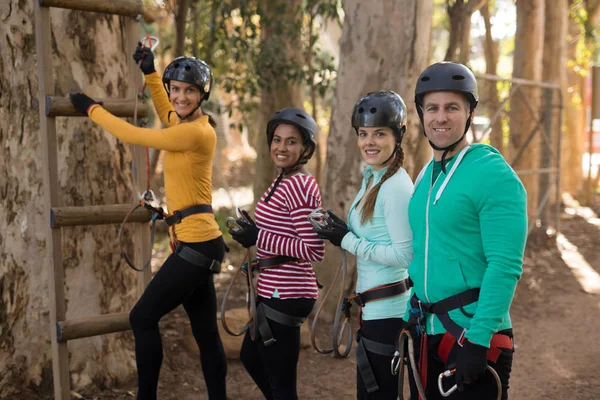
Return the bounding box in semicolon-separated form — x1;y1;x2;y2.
359;145;405;224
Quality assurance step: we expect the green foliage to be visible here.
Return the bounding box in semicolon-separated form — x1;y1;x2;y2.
181;0;340;122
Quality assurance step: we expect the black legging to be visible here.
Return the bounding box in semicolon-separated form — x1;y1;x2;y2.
129;237;227;400
240;297;315;400
356;318;406;399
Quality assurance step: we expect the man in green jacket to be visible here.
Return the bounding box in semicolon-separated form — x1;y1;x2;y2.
404;62;527;399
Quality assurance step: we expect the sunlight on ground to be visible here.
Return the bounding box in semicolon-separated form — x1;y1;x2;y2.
557;232;600;295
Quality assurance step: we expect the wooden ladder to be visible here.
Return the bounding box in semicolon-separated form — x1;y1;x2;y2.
34;1;153;398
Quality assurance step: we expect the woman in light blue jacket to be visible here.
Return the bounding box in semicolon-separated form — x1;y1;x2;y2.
314;91;414;399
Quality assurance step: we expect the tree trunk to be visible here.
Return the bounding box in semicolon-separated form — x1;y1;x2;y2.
253;0;304;203
509;0;544;223
1;4;140;395
175;0;191;56
481;4;503;153
317;0;434;316
444;0;487;64
540;0;567;226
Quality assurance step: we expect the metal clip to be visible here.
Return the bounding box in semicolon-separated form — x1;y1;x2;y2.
438;369;458;397
141;189;157;204
307;207;334;230
226;217;242;232
391;351;402;375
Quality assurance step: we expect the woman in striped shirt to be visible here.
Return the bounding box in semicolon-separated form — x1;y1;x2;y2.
229;108;324;399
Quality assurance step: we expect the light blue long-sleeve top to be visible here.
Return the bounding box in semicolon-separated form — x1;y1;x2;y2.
341;165;414;321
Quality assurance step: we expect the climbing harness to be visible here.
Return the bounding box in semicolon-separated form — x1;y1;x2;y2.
221;210;302;344
308;207;412;394
398;289;510;400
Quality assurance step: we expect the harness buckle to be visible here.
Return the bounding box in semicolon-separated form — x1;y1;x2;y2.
171;210;183;224
209;259;222;274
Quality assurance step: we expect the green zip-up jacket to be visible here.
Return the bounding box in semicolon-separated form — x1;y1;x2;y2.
404;143;527;347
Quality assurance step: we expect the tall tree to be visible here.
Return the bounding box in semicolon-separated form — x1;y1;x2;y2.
481;3;504;153
444;0;487;64
318;0;434;312
253;0;305;202
540;0;568;225
0;4;140;395
509;0;545;222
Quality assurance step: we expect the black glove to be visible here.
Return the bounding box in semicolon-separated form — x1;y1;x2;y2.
69;92;99;115
133;42;156;74
313;210;349;247
453;340;489;392
229;220;259;248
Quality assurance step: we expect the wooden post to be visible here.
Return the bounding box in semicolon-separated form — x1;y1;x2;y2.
50;204;152;228
537;88;554;229
46;97;148;118
57;313;131;342
34;2;70;398
40;0;143;18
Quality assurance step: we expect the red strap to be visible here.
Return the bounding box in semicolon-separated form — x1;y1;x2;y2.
437;332;514;365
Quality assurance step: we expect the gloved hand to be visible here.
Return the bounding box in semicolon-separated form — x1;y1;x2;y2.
69;92;99;115
312;210;349;247
453;340;489;392
132;42;156;74
229;220;259;248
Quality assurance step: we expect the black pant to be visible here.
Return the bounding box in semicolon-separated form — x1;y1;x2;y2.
240;297;315;400
407;328;514;400
356;318;405;400
129;237;227;400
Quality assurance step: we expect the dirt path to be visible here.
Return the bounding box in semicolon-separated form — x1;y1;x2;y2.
21;204;600;400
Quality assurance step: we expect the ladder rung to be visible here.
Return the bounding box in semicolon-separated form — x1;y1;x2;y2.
40;0;143;18
56;312;130;342
51;204;152;228
46;96;148;118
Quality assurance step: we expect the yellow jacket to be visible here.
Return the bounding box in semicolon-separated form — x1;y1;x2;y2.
88;72;221;243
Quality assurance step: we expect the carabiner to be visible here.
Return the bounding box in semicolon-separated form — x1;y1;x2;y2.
391;350;403;375
438;369;458;397
226;217;243;232
140;35;160;52
141;189;157;204
308;207;334;230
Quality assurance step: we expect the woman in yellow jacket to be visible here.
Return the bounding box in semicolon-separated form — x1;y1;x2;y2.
69;46;226;400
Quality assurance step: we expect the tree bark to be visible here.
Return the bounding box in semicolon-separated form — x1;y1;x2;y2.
481;4;503;153
509;0;545;223
444;0;487;64
317;0;434;316
0;4;140;395
253;0;304;203
540;0;567;225
175;0;191;56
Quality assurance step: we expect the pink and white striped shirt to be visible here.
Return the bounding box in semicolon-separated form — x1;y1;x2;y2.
255;173;325;299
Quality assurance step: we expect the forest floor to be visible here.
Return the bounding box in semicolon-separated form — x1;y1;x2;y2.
24;194;600;399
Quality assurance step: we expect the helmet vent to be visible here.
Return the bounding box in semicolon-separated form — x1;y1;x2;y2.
358;107;364;113
452;75;465;80
296;113;306;119
174;63;180;68
421;76;431;81
185;65;191;70
370;107;377;114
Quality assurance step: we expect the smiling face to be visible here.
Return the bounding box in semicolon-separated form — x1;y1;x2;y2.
422;91;472;159
169;80;202;117
270;124;307;169
357;126;397;171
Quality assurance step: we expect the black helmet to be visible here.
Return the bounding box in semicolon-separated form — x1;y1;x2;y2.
414;62;478;110
266;108;318;159
162;56;213;101
352;90;407;142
